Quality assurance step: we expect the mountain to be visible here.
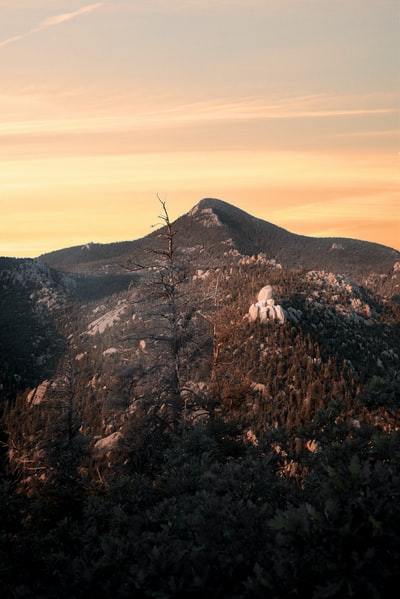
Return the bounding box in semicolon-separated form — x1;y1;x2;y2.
1;199;400;598
2;197;399;402
40;198;400;288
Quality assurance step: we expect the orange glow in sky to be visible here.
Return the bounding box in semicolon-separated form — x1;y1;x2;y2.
0;0;398;257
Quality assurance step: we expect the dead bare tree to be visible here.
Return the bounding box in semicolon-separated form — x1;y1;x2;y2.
121;196;193;428
150;196;185;424
121;196;226;430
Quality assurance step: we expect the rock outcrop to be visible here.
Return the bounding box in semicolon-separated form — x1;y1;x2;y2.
93;431;123;456
248;285;301;324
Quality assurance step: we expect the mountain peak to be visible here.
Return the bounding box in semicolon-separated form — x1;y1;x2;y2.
196;197;235;210
191;197;260;219
188;198;227;228
39;198;400;287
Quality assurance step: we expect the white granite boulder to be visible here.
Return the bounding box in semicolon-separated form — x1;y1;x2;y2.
257;285;274;302
249;285;301;324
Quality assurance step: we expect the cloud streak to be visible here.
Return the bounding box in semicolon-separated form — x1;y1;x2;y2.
0;3;103;48
107;0;313;13
0;96;394;137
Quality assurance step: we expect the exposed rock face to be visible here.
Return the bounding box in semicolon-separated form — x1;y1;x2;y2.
93;431;123;456
0;258;76;311
26;380;50;405
189;202;222;227
305;270;376;323
248;285;301;324
86;300;128;336
258;285;274;302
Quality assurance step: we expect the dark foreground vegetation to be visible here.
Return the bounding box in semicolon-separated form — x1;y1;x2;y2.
1;409;400;599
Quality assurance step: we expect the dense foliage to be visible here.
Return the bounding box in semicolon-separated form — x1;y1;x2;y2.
1;414;400;598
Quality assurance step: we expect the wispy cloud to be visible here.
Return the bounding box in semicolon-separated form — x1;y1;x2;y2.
0;96;394;136
33;3;104;31
0;34;25;48
0;3;103;48
327;129;400;140
108;0;311;12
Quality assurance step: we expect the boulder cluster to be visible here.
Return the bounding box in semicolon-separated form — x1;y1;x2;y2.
249;285;301;324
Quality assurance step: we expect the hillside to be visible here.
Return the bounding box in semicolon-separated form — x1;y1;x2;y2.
1;199;400;597
2;198;400;441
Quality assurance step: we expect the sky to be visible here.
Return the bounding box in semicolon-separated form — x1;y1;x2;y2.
0;0;399;257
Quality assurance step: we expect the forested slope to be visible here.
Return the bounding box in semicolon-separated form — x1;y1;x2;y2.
1;200;400;597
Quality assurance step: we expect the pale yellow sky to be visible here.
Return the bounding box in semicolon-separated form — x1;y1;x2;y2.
0;0;399;257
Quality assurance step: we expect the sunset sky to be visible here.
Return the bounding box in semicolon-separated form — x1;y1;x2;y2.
1;0;398;257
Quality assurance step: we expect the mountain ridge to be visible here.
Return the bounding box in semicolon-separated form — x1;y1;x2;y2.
38;198;399;282
39;198;400;296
